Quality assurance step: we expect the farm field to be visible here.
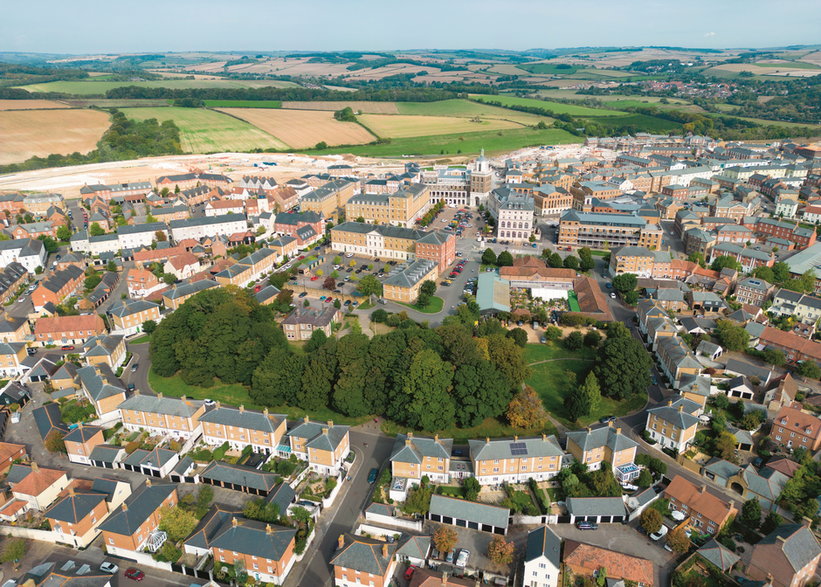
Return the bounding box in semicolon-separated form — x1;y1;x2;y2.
471;94;628;117
358;114;520;139
219;108;376;148
518;63;579;75
203;100;282;108
0;99;70;110
15;79;299;95
0;109;110;165
396;99;549;124
122;107;288;152
586;113;683;133
309;126;579;157
281;101;399;113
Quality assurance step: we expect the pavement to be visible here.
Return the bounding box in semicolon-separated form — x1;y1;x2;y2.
283;429;395;587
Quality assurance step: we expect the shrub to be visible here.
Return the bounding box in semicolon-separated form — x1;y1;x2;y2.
124;441;141;454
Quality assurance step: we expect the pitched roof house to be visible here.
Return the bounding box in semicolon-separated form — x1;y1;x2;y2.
746;521;821;587
664;475;738;535
562;541;654;586
98;481;177;556
286;417;350;475
331;534;399;587
524;525;562;587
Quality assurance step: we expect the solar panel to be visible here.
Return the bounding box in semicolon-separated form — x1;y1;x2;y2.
509;442;528;456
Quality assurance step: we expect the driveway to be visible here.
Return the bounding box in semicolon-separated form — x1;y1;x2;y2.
283;429;394;587
123;341;153;396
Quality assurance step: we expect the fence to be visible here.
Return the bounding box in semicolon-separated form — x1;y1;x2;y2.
355;523;404;539
363;511;423;532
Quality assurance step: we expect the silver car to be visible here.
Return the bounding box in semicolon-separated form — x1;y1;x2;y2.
455;549;470;568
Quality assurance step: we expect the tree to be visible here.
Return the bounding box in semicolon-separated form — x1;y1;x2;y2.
547;252;563;268
163;274;176;285
398;349;454;430
142;320;157;334
0;538;27;564
481;248;497;266
56;224;71;241
507;388;547;429
159;505;199;542
579;247;595;272
463;477;481;501
358;274;382;297
487;535;515;567
507;327;528;348
753;265;775;283
371;309;388;323
715;431;738;462
563;331;584;350
420;280;437;297
584;330;601;347
594;332;651;399
624;290;639;305
433;526;457;554
741;498;761;528
715;319;750;351
497;251;513;267
666;528;691;553
796;360;821;379
772;261;791;283
611;273;637;293
640;507;663;535
273;288;294;313
89;222;105;237
452;360;512;427
637;469;653;488
563;255;579;270
44;429;66;453
564;387;590;422
544;325;562;341
155;230;167;242
106;260;117;272
710;255;742;272
38;235;58;253
579;371;601;413
323;276;336;290
304;329;328;353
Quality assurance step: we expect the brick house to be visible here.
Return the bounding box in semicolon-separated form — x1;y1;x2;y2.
98;481;178;557
63;424;105;465
77;364;127;419
0;442;27;474
199;404;287;454
118;393;205;439
390;433;452;485
34;314;106;346
280;305;340;341
772;404;821;452
331;534;399;587
31;265;84;311
664;475;737;535
565;424;639;483
746;520;821;587
107;299;162;336
468;434;563;485
125;268;164;299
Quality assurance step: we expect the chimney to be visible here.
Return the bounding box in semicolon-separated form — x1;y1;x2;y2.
337;534;345;549
433;434;439;443
157;392;163;398
266;524;272;535
232;517;238;527
381;544;388;558
239;405;245;413
327;420;334;428
542;433;547;441
405;435;412;447
78;422;83;429
514;435;519;441
122;502;128;511
68;486;75;497
31;462;39;472
303;415;310;424
442;571;449;586
801;516;813;528
263;408;268;417
608;420;615;428
485;437;490;445
700;484;707;493
667;400;673;406
678;405;683;412
216;401;221;409
616;427;622;435
145;478;152;487
322;427;329;436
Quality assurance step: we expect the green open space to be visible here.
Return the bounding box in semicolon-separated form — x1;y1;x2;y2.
308;126;579;157
15;79;299;95
523;342;595;365
122;107;288;152
586;113;683;133
471;94;628;117
518;63;579;75
204;100;282;108
398;296;444;314
147;368;369;426
395;99;549;125
381;416;557;445
524;352;645;428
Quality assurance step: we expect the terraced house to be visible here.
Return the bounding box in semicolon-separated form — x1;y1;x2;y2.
300;179;358;221
199;404;287;454
34;314;106;347
468;434;563;485
286;418;350;475
389;433;452;485
118;393;205;439
345;183;432;228
565;424;639;483
77;364;127;420
31;265;84;311
98;481;177;558
162;279;219;310
45;479;130;548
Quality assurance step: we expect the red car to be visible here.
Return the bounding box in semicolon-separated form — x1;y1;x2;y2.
124;568;145;581
325;297;334;303
310;276;319;281
61;345;75;351
405;566;417;580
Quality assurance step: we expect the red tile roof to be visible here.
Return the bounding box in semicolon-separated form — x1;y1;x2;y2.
34;315;105;336
563;541;654;585
664;475;737;528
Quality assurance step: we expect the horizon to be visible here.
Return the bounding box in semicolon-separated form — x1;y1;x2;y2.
3;0;820;55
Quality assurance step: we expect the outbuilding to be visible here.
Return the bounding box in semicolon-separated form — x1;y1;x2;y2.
565;496;627;524
427;494;510;535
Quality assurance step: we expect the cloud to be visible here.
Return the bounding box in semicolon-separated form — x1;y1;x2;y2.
704;31;716;37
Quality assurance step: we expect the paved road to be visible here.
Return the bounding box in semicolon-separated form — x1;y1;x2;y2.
284;429;394;587
124;341;153;395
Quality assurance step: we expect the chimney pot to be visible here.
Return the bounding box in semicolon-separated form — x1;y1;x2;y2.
337;535;345;549
485;437;490;444
678;405;683;412
327;420;334;427
263;407;268;416
667;400;673;406
216;400;221;409
157;392;163;398
266;524;272;535
382;544;388;558
616;427;622;435
514;435;518;441
232;517;238;527
31;462;39;472
700;484;707;493
433;434;439;443
122;502;127;511
239;405;245;413
304;416;310;424
145;478;152;487
180;395;186;402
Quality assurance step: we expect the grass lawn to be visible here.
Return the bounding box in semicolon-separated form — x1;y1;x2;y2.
307;126;578;157
580;113;682;133
525;357;646;428
398;296;444;314
382;417;557;444
471;94;628;117
589;249;610;256
147;368;369;426
122;107;288;152
523;342;595;365
129;334;151;345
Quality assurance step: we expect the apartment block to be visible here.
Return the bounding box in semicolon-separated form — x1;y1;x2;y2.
382;259;438;303
468;434;563;485
558;210;662;249
345;183;432;228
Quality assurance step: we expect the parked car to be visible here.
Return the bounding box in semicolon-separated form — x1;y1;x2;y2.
100;562;119;574
124;568;144;581
131;363;138;372
455;549;470;568
61;345;74;351
367;468;379;484
610;292;617;299
127;383;136;392
445;550;456;564
650;525;669;541
576;521;599;530
599;416;616;424
404;566;417;580
203;399;216;407
298;292;308;298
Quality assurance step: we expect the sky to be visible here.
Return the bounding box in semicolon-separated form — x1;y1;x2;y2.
2;0;820;55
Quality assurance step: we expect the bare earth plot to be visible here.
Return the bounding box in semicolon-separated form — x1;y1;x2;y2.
0;100;70;110
219;108;376;148
280;101;400;114
122;107;289;153
0;109;110;165
358;114;520;139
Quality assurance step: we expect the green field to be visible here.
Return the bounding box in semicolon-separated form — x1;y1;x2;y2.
518;63;579;75
396;99;549;124
523;342;595;365
122;107;288;152
755;61;821;70
587;113;683;133
471;94;627;117
16;79;299;95
203;100;282;108
308;126;579;157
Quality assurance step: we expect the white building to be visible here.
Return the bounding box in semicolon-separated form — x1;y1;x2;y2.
0;238;47;272
489;187;535;243
524;526;561;587
170;214;247;241
775;195;798;219
117;223;169;250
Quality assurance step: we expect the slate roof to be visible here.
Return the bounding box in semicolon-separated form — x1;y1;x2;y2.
468;435;562;461
32;403;68;440
63;425;102;444
330;534;400;576
287;419;349;452
89;444;122;464
265;482;296;514
428;494;510;529
107;298;159;318
46;490;106;524
200;461;279;493
117;394;202;417
698;538;740;571
98;482;176;536
390;434;452;465
199;406;285;434
76;364;125;403
753;523;821;581
647;402;700;430
566;425;638;454
740;464;789;502
395;535;431;562
723;358;772;383
164;279;219;300
123;447;177;469
566;497;626;518
525;525;561;566
332;221;425;241
184;506;237;551
383;258;437;289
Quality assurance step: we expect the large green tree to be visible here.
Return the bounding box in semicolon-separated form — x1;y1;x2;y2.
715;319;750;351
593;329;651;399
399;349;455;430
611;273;637;293
452;361;511;427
